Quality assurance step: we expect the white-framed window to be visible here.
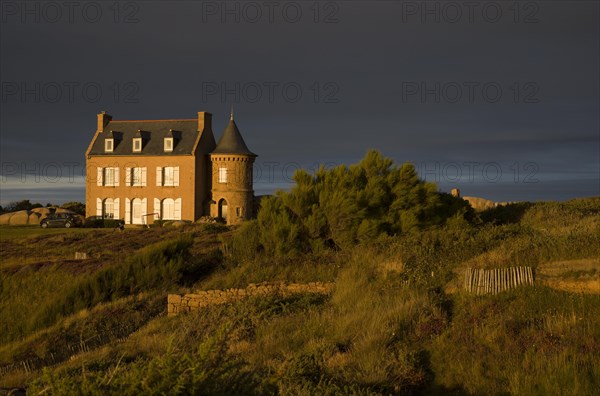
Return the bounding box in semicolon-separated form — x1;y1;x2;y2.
164;137;173;152
156;166;179;187
133;138;142;152
126;167;146;187
218;167;227;183
165;167;174;186
132;167;142;186
97;198;119;219
154;198;181;220
162;198;175;220
125;197;146;225
104;167;115;186
105;139;114;152
103;198;114;219
97;167;119;187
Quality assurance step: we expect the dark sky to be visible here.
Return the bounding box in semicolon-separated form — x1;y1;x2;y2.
1;0;599;205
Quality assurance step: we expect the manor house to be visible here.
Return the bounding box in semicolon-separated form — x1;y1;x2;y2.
85;111;256;225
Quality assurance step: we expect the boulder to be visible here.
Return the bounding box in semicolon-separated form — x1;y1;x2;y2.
28;212;41;225
0;213;13;225
31;207;52;215
463;196;497;211
8;210;30;225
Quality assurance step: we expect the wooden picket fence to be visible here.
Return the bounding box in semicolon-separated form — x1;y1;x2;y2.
464;266;533;295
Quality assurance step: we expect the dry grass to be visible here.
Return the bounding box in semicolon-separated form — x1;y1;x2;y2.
2;198;600;394
537;258;600;294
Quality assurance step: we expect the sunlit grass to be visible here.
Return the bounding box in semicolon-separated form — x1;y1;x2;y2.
1;197;599;393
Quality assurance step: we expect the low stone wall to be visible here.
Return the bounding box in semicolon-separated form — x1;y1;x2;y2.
168;282;334;317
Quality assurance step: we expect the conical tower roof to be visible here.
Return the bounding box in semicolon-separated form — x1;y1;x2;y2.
211;114;256;156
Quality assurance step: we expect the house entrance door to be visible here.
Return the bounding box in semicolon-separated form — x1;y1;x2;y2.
218;199;228;222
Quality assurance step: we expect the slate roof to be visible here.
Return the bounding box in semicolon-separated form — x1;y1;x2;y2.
89;120;198;156
211;119;256;156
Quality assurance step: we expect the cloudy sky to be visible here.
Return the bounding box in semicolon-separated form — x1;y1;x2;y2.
1;0;598;205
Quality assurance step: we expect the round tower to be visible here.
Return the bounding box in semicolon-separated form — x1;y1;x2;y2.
209;112;257;224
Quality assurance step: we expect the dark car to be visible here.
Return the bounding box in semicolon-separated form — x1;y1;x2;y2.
40;213;83;228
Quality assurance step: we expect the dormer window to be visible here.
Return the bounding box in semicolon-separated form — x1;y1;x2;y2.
133;138;142;152
164;137;174;152
104;130;121;152
105;138;114;152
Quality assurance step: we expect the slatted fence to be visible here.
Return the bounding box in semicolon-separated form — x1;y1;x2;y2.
464;266;533;295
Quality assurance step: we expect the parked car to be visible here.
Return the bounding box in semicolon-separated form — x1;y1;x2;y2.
40;213;83;228
84;216;125;229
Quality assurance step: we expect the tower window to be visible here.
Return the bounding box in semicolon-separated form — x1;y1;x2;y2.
218;167;227;183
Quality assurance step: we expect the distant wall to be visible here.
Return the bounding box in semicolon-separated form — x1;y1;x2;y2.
168;282;334;317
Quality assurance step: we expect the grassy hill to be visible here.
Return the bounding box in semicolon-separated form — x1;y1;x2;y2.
0;197;599;395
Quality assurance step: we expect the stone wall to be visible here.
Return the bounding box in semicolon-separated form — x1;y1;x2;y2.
168;281;334;317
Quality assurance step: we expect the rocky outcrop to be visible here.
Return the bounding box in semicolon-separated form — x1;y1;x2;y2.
462;196;499;211
0;207;81;226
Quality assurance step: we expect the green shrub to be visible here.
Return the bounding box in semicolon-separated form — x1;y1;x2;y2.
226;220;261;262
60;202;86;216
252;150;471;258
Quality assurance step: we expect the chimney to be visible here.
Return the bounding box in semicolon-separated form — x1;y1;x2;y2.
97;111;112;133
197;112;212;133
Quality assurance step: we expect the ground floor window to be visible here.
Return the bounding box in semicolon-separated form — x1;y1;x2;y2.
154;197;182;220
96;198;120;219
163;198;175;219
103;198;114;219
125;198;147;225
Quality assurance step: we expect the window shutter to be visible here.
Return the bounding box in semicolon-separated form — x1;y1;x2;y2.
141;198;147;224
141;168;147;187
174;167;180;187
174;198;182;220
96;198;102;216
97;167;103;186
114;198;120;219
125;167;131;186
125;198;131;224
114;167;120;187
154;198;161;219
156;167;163;186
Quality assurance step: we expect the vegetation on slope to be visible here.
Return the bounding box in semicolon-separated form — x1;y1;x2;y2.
1;151;599;394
